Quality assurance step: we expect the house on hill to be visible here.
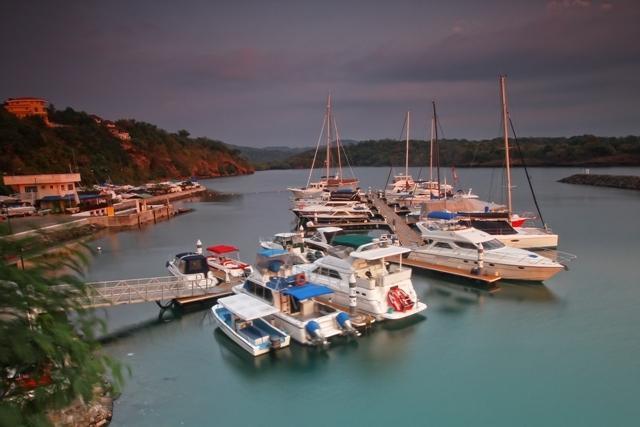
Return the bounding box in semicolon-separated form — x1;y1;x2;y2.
4;97;52;126
2;173;81;212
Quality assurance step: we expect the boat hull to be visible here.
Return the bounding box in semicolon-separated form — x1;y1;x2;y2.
409;251;564;281
212;306;290;356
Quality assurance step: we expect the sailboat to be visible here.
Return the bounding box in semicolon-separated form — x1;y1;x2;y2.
385;106;453;202
420;77;558;249
288;95;359;199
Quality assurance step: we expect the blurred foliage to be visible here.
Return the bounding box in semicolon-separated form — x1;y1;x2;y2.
0;226;124;426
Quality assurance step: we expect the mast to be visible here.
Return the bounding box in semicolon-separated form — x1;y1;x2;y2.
500;75;513;217
405;111;410;182
432;101;441;198
325;94;331;181
429;116;434;183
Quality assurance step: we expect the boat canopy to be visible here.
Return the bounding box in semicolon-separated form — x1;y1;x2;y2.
207;244;238;254
257;248;288;258
218;294;279;320
350;245;411;260
332;234;373;249
427;211;458;220
282;283;334;300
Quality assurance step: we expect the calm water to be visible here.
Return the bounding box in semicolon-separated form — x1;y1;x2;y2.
88;167;640;426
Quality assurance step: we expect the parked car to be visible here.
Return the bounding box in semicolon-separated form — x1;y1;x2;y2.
4;202;36;217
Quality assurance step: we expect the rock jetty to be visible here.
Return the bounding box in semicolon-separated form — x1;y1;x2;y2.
558;174;640;190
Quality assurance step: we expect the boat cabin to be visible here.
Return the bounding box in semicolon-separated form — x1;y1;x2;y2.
168;252;209;275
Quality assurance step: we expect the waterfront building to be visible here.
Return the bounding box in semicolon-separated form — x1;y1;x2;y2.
4;97;51;125
2;173;81;211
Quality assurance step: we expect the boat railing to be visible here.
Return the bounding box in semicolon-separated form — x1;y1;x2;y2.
60;275;220;307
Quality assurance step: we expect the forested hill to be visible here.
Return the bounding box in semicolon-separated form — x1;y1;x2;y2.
0;107;254;184
261;136;640;169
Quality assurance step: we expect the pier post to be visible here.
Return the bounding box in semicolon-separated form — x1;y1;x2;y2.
477;245;484;273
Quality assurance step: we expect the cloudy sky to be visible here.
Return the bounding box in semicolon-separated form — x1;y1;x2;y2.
1;0;638;147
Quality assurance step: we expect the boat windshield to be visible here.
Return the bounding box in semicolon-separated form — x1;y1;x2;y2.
482;239;505;250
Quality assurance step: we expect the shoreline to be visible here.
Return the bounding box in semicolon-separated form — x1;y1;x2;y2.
558;173;640;190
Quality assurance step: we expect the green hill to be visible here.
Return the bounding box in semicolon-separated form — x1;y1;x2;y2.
263;135;640;169
0;106;254;184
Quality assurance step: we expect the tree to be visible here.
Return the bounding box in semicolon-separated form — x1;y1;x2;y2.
0;227;124;426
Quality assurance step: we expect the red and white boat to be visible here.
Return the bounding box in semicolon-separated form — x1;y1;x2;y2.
206;245;253;278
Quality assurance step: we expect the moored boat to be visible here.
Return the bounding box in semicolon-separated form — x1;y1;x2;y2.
212;294;290;357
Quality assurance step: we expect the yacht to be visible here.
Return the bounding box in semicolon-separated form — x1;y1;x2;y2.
212;294;290;357
295;240;427;320
234;248;359;346
412;222;565;281
166;252;218;286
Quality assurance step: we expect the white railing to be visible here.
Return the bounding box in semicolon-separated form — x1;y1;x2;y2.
77;275;221;307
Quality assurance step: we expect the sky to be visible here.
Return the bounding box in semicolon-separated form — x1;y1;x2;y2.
1;0;638;147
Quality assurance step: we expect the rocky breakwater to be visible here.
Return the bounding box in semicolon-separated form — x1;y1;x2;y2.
558;174;640;190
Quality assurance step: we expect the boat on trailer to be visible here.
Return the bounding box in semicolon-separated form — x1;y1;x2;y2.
212;293;290;357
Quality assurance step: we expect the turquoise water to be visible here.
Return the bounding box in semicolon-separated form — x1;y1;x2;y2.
88;167;640;426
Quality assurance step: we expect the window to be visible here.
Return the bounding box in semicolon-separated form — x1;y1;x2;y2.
50;185;53;190
25;186;37;193
243;280;257;294
317;267;341;279
40;185;45;190
434;242;453;249
68;184;74;190
455;241;477;250
482;239;505;250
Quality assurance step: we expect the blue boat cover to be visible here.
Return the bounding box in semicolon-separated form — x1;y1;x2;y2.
257;248;288;258
282;283;334;300
427;211;458;220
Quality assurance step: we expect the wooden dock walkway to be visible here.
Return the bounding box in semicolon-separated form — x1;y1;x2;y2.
367;194;423;246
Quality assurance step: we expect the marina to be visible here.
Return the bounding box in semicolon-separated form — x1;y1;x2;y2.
89;166;640;427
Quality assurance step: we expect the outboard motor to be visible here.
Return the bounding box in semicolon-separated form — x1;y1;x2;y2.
270;335;284;349
336;312;361;337
242;266;253;278
305;321;328;347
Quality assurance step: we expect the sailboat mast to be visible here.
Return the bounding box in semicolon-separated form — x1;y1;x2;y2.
500;75;513;217
405;111;410;180
326;94;331;181
432;101;441;197
429;116;434;183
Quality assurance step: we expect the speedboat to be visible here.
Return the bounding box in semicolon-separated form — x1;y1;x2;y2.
234;248;360;346
166;252;218;286
206;244;253;278
412;221;565;281
295;239;427;320
212;294;290;356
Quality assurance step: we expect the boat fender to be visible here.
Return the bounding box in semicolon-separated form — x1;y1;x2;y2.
295;273;306;286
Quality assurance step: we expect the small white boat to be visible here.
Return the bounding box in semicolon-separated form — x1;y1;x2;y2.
166;252;218;286
212;294;290;357
206;244;253;278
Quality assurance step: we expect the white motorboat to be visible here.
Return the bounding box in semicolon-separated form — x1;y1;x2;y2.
206;244;253;278
295;239;427;320
166;252;218;286
233;248;359;346
260;232;325;265
413;221;565;281
425;212;558;250
212;294;290;357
